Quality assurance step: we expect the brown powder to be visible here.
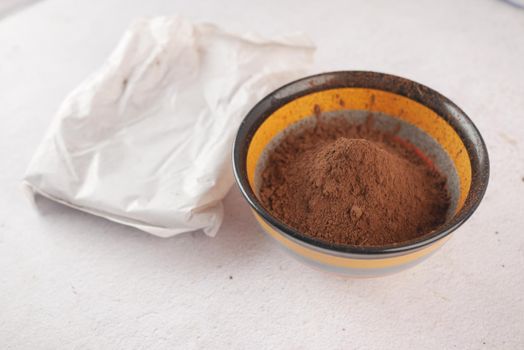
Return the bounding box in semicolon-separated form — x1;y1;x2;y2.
259;116;450;247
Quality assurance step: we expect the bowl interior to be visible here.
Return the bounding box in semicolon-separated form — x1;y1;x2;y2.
248;88;468;220
233;72;489;254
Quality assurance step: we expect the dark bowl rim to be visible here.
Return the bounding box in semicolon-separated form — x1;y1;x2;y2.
232;71;490;255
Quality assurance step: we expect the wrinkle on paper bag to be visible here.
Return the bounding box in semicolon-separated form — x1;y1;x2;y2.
23;16;315;237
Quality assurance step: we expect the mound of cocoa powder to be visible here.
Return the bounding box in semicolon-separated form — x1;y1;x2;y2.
259;115;450;247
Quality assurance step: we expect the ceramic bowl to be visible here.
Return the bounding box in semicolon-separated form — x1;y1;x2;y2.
232;71;489;277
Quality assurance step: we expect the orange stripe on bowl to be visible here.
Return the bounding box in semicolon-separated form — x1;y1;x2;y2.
246;88;471;213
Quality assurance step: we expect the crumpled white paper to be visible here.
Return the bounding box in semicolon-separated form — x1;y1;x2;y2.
23;16;315;237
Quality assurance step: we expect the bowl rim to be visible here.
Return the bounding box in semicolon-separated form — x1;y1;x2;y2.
232;71;490;255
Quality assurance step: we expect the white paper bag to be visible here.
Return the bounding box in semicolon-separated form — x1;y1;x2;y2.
23;16;315;237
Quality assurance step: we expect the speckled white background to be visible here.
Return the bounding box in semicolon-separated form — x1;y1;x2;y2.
1;0;523;349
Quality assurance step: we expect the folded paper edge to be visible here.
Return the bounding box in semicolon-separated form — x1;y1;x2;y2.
21;181;223;238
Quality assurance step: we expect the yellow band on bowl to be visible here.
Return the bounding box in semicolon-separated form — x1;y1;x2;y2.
246;88;472;212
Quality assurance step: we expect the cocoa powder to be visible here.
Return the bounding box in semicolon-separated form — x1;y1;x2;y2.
259;115;450;247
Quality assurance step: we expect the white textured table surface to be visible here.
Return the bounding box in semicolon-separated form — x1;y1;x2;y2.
1;0;523;349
